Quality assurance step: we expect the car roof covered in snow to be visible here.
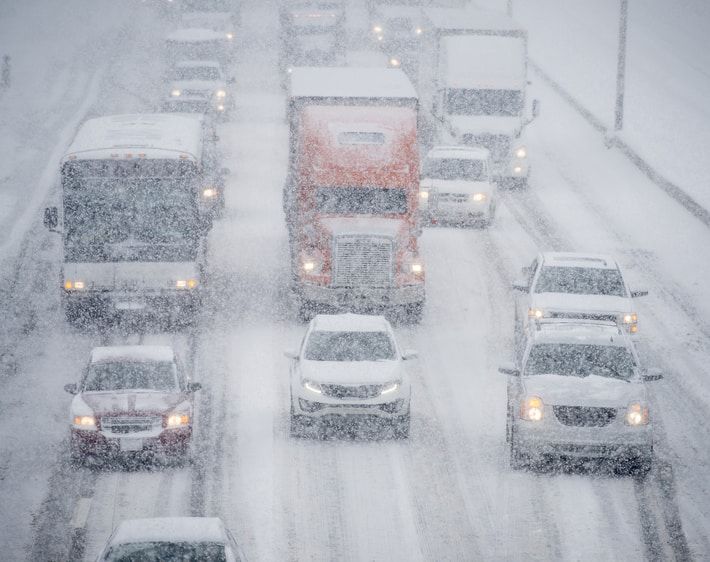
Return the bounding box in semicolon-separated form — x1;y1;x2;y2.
426;145;490;161
541;252;619;270
63;113;204;162
90;345;175;365
109;517;227;545
310;313;392;333
530;319;629;348
289;67;417;102
424;7;525;36
166;27;225;43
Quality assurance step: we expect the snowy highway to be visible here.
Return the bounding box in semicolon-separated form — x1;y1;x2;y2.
1;1;709;561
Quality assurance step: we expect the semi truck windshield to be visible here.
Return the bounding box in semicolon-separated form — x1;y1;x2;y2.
315;186;408;215
446;89;523;117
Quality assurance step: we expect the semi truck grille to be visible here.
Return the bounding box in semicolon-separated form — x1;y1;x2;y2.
320;384;383;399
101;415;162;434
333;236;394;288
553;406;617;427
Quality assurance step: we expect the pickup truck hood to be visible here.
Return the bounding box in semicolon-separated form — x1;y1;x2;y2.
80;391;184;416
523;374;645;407
300;360;403;385
420;178;493;195
63;262;199;291
531;293;632;315
448;115;521;137
319;216;408;240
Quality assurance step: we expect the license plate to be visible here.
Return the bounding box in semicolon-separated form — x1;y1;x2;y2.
119;438;143;452
115;301;146;311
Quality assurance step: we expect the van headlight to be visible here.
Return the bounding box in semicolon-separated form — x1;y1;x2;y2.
625;402;649;426
520;396;544;421
515;146;527;159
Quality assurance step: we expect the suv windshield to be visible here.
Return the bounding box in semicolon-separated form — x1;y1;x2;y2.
84;361;179;392
534;266;626;297
525;343;637;381
105;542;226;561
173;67;221;81
305;331;396;361
422;157;487;181
316;187;408;215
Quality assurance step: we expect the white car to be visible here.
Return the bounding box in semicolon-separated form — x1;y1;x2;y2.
96;517;246;561
164;60;232;115
286;313;415;438
500;319;662;475
513;252;648;347
419;145;496;226
64;346;200;463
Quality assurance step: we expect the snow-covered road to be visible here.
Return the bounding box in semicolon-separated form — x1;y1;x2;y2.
0;2;708;561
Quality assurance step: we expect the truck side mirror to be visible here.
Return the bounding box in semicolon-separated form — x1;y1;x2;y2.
43;207;59;231
532;99;540;119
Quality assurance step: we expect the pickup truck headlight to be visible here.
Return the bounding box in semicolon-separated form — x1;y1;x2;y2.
621;312;638;333
528;307;544;319
520;396;544;421
625;402;649;426
302;379;323;394
73;415;96;429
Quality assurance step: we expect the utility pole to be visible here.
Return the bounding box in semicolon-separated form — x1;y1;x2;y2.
614;0;628;131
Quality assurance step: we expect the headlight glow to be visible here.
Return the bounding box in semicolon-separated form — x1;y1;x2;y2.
216;89;226;98
64;280;86;291
513;166;523;174
415;27;423;35
515;147;527;159
373;25;383;33
202;187;217;198
166;413;190;427
176;279;199;289
389;57;401;67
226;32;234;40
303;379;322;394
171;89;181;97
520;396;544;421
528;307;544;319
419;190;429;199
217;104;225;112
380;381;400;395
625;402;649;426
73;415;96;428
471;193;487;202
301;255;322;275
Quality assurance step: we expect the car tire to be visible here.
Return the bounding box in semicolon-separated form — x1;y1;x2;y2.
392;414;410;439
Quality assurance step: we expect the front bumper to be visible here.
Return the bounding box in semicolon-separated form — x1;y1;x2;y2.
63;290;199;317
292;390;410;420
297;282;424;308
71;427;191;457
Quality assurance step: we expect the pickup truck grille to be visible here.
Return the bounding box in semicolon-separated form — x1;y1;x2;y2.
333;236;394;288
553;406;617;427
320;384;383;399
101;415;162;434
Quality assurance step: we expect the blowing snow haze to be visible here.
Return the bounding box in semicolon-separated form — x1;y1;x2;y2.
0;0;709;560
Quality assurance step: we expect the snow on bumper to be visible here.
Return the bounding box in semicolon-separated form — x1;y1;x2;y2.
292;386;410;420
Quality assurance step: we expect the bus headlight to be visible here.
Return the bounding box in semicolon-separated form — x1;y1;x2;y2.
520;396;544;421
171;89;181;97
625;402;649;426
176;279;199;289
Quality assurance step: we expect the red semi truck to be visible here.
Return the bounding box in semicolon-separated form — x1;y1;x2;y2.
285;67;425;322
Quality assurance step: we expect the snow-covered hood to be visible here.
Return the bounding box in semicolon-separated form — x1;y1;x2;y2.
531;292;632;316
300;359;403;385
64;262;199;291
522;374;645;407
78;391;185;416
448;115;521;138
171;79;225;94
319;216;407;240
420;178;493;195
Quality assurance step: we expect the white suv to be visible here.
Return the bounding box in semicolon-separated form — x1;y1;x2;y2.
500;319;662;475
514;252;647;347
286;313;416;438
419;145;496;227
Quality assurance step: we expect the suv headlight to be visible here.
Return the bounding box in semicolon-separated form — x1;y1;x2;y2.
528;307;544;319
620;312;638;333
73;415;96;429
515;146;527;159
166;412;190;428
216;89;226;98
380;381;400;395
64;279;86;290
175;279;199;289
520;396;544;421
471;193;487;202
302;379;322;394
625;402;649;426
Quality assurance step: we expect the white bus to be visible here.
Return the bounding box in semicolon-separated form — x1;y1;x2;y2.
44;114;218;326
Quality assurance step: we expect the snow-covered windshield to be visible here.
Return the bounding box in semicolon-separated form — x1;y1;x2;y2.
526;343;636;381
446;89;523;117
172;67;221;81
422;158;487;181
316;187;408;215
84;361;178;392
305;331;396;361
104;542;226;561
535;266;626;297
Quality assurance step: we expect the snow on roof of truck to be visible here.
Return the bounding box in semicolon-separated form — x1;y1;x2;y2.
442;34;526;90
109;517;227;545
311;313;392;333
424;7;525;36
427;145;490;161
289;67;417;101
166;27;225;43
90;345;175;364
64;114;204;162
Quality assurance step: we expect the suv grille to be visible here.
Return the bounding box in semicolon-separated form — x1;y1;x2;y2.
333;236;394;288
548;311;618;322
553;406;617;427
320;384;383;399
101;415;162;434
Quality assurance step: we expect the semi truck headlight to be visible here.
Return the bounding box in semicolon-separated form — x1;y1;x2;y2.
301;255;322;275
380;381;400;395
302;379;322;394
64;280;86;290
73;415;96;429
625;402;649;426
171;89;181;97
520;396;544;421
515;146;527;159
176;279;198;289
166;413;190;427
471;193;487;202
216;89;226;98
528;307;544;319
